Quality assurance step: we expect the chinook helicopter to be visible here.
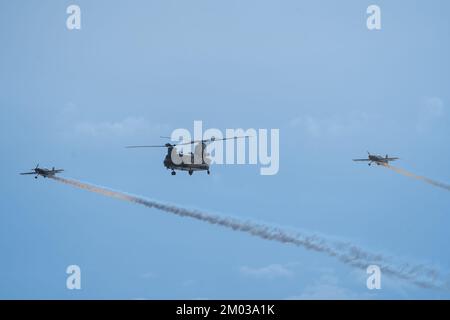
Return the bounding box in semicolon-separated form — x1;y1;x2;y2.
126;136;248;175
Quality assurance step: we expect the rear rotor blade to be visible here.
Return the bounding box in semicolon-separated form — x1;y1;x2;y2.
176;135;251;146
209;135;250;143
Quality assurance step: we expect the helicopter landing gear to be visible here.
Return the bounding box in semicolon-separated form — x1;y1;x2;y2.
188;170;193;176
171;170;176;176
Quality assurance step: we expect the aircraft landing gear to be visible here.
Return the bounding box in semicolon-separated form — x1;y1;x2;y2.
188;170;193;176
171;171;176;176
207;170;210;175
35;176;38;179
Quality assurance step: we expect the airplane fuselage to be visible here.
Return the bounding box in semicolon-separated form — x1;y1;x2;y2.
35;168;56;177
369;155;389;164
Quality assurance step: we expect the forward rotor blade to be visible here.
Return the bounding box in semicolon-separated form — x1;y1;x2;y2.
125;145;172;148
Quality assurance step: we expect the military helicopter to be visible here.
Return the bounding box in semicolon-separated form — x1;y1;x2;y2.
126;136;248;175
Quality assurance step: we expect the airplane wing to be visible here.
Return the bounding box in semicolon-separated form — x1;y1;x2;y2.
20;172;35;175
352;159;369;161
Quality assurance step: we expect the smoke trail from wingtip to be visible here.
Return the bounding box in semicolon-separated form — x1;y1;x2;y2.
382;164;450;192
49;176;448;290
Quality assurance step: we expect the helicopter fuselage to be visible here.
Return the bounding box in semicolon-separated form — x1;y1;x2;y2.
163;148;211;175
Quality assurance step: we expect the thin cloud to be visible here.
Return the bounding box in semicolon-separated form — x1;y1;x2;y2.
288;268;364;300
423;97;444;117
289;112;372;138
417;97;445;132
240;264;294;279
182;279;197;287
56;103;170;142
74;117;165;138
141;271;157;279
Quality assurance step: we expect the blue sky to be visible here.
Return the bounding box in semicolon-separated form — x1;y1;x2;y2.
1;0;449;299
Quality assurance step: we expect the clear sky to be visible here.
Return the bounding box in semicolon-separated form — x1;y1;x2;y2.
1;0;449;299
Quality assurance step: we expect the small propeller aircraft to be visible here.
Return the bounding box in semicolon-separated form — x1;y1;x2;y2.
126;136;249;175
20;164;64;179
353;152;399;166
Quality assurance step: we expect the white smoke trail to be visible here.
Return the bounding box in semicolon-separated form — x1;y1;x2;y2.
382;164;450;192
49;176;448;290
